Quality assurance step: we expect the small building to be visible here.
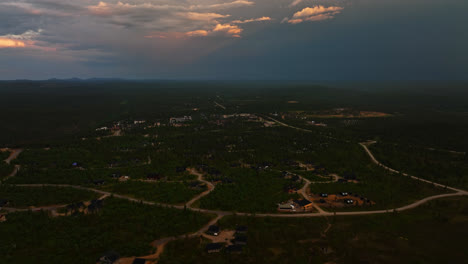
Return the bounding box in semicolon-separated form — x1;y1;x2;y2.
0;214;6;222
88;199;103;213
97;251;119;264
147;173;161;181
226;244;243;254
207;225;220;236
67;202;85;212
233;235;247;245
278;202;295;210
132;258;146;264
294;199;314;211
110;172;121;179
118;176;130;182
93;179;106;186
0;199;9;208
235;225;248;234
205;243;223;253
169;116;192;124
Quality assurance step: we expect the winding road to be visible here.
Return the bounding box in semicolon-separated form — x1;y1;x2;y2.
3;121;468;262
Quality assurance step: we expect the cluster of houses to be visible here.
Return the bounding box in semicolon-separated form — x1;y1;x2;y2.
95;119;147;132
110;172;130;182
315;192;372;206
63;199;104;216
281;171;302;193
169;116;192;127
205;225;248;254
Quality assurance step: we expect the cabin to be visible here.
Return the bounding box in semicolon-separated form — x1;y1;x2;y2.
294;199;314;210
67;202;85;212
110;172;121;179
0;199;9;207
169;116;192;125
278;202;295;210
207;225;220;236
97;251;119;264
205;243;223;253
226;245;243;253
147;173;161;181
235;225;248;234
233;235;247;245
343;172;357;180
93;179;106;186
88;199;103;213
132;258;146;264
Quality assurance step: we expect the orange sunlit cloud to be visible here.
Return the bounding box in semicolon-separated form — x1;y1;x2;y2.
0;38;26;48
286;5;344;24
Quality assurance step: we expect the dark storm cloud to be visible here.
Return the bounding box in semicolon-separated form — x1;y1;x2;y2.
0;0;467;80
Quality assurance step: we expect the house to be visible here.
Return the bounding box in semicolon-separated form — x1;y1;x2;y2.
169;116;192;124
110;172;121;179
0;199;9;207
278;202;295;210
226;245;243;253
294;199;314;210
88;200;103;213
97;251;119;264
0;214;6;222
235;225;248;234
205;243;223;253
343;172;357;180
118;176;130;182
147;173;161;181
233;235;247;245
93;179;106;186
67;202;85;212
207;225;220;236
132;258;146;264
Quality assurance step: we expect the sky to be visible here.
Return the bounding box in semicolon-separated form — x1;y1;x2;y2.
0;0;467;80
